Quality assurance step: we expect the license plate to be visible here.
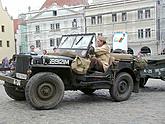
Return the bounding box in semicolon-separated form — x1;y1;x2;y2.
16;73;27;80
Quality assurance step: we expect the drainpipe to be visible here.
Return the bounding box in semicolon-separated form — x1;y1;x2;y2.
84;17;87;33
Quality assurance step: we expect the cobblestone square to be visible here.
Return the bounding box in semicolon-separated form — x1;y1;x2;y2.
0;79;165;124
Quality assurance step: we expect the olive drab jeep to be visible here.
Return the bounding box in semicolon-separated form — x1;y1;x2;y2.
139;55;165;87
0;33;140;110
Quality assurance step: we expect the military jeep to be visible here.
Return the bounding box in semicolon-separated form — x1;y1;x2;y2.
0;33;140;109
139;55;165;87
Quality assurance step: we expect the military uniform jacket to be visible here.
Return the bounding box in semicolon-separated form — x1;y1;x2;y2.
95;44;110;71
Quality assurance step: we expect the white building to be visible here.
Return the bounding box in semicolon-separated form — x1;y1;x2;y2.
0;0;15;61
85;0;165;55
26;5;86;52
16;0;88;53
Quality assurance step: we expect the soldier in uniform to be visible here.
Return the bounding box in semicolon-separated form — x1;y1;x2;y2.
89;36;110;72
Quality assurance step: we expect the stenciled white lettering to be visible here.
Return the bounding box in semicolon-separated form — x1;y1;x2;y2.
49;59;70;65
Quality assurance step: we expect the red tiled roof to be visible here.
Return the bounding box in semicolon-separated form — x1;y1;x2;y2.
13;19;20;34
13;19;26;33
40;0;88;10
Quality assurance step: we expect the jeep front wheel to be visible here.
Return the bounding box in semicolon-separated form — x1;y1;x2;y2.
110;72;133;101
25;72;64;110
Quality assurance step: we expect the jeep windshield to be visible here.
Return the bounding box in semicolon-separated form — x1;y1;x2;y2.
56;34;95;57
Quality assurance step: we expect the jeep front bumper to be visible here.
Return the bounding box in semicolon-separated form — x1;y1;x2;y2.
0;74;22;86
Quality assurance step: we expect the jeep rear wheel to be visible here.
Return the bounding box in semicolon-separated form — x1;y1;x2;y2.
110;72;133;101
25;72;64;110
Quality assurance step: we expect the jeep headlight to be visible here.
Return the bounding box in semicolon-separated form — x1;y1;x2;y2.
27;69;32;75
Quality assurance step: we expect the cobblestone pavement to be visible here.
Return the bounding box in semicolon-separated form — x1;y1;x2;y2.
0;79;165;124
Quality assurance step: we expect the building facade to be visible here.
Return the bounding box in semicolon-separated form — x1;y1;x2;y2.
85;0;165;55
0;0;15;62
26;5;86;52
16;0;88;53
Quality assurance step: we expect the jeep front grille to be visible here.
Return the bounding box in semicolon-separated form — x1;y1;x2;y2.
15;55;31;74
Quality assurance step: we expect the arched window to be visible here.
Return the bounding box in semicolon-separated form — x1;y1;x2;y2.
140;46;151;54
127;47;134;54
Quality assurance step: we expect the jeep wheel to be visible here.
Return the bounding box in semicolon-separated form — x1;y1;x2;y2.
80;89;96;95
110;72;133;102
3;71;25;101
139;78;148;88
4;82;25;101
25;72;64;110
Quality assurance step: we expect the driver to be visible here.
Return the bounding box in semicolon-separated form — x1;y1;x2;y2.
89;36;110;72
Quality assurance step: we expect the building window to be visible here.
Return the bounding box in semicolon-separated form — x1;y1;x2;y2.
72;19;77;28
36;40;41;48
56;23;60;30
122;12;127;21
53;10;57;16
97;15;102;24
138;29;144;39
0;40;2;47
7;41;10;47
1;25;5;32
138;10;143;19
112;13;117;22
56;38;61;47
91;16;96;25
50;24;55;30
157;0;160;4
145;28;151;38
145;9;150;18
50;38;55;47
35;25;40;33
157;19;160;40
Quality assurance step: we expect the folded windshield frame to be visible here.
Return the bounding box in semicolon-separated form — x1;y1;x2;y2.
58;33;95;50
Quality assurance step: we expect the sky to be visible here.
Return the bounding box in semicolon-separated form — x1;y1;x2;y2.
1;0;47;19
1;0;93;19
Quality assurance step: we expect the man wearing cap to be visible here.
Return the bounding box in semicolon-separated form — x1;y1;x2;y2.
89;36;110;72
30;45;37;55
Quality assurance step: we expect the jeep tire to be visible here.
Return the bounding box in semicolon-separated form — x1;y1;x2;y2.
25;72;64;110
3;72;25;101
110;72;133;101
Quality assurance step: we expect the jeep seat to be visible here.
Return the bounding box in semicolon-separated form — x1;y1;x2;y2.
110;53;133;61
